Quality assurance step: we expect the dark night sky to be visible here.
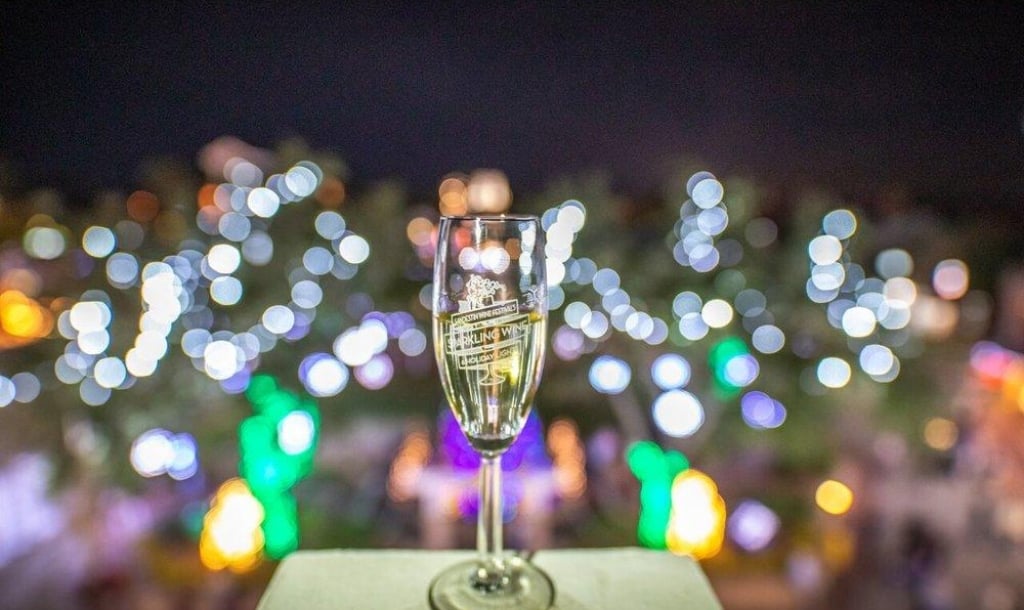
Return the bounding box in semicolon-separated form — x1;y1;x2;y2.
2;2;1023;200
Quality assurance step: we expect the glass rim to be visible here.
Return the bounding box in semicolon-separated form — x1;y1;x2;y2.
439;214;539;222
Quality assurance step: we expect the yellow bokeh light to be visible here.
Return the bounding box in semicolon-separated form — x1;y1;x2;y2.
815;479;854;515
0;290;54;341
666;469;726;559
199;478;265;573
923;417;958;451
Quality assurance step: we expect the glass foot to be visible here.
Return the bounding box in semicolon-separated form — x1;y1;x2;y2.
429;556;555;610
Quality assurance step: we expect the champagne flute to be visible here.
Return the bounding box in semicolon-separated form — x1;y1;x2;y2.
429;215;554;609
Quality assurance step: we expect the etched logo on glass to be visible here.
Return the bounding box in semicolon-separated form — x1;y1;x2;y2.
447;275;529;386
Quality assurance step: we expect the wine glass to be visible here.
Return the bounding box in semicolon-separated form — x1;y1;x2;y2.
430;215;554;609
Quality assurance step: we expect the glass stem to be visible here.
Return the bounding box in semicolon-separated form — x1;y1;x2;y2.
475;453;507;590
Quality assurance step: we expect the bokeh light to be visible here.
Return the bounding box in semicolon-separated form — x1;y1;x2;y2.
817;357;852;389
589;356;631;394
262;306;295;335
741;391;786;429
355;354;394;390
923;417;958;451
751;324;785;354
841;306;876;338
808;235;843;265
701;299;733;328
815;479;854;515
0;376;15;408
93;356;127;389
822;209;857;239
728;500;781;552
859;344;895;376
875;248;913;279
211;276;244;306
651;354;691;390
547;419;587;500
200;478;265;573
652;390;704;438
207;244;242;275
11;372;41;403
338;235;370;264
82;226;116;257
466;170;512;213
933;259;969;300
666;469;726;559
299;353;349;397
278;411;316;455
23;227;66;260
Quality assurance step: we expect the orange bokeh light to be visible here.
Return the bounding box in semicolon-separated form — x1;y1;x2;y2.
315;176;346;208
197;183;218;208
438;176;468;216
127;190;160;222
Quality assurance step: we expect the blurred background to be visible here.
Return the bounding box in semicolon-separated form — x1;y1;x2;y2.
2;3;1023;609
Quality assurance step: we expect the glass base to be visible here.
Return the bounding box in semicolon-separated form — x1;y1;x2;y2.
429;556;555;610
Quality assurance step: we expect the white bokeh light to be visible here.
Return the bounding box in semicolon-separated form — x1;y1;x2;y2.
131;429;176;477
291;280;323;309
679;312;709;341
817;357;852;389
701;299;733;328
302;354;349;397
589;356;631;394
262;305;296;335
808;235;843;265
207;244;241;274
210;276;244;306
278;411;316;455
204;340;241;380
82;226;116;258
247;187;281;218
70;301;111;332
822;209;857;239
284;165;318;197
652;390;705;437
315;211;346;240
651;354;691;390
93;356;127;389
751;325;785;354
859;344;895;376
0;376;15;408
338;235;370;264
841;306;876;338
11;372;41;403
691;178;724;209
724;354;760;387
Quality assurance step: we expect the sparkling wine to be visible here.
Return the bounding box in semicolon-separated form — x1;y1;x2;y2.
434;308;545;454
